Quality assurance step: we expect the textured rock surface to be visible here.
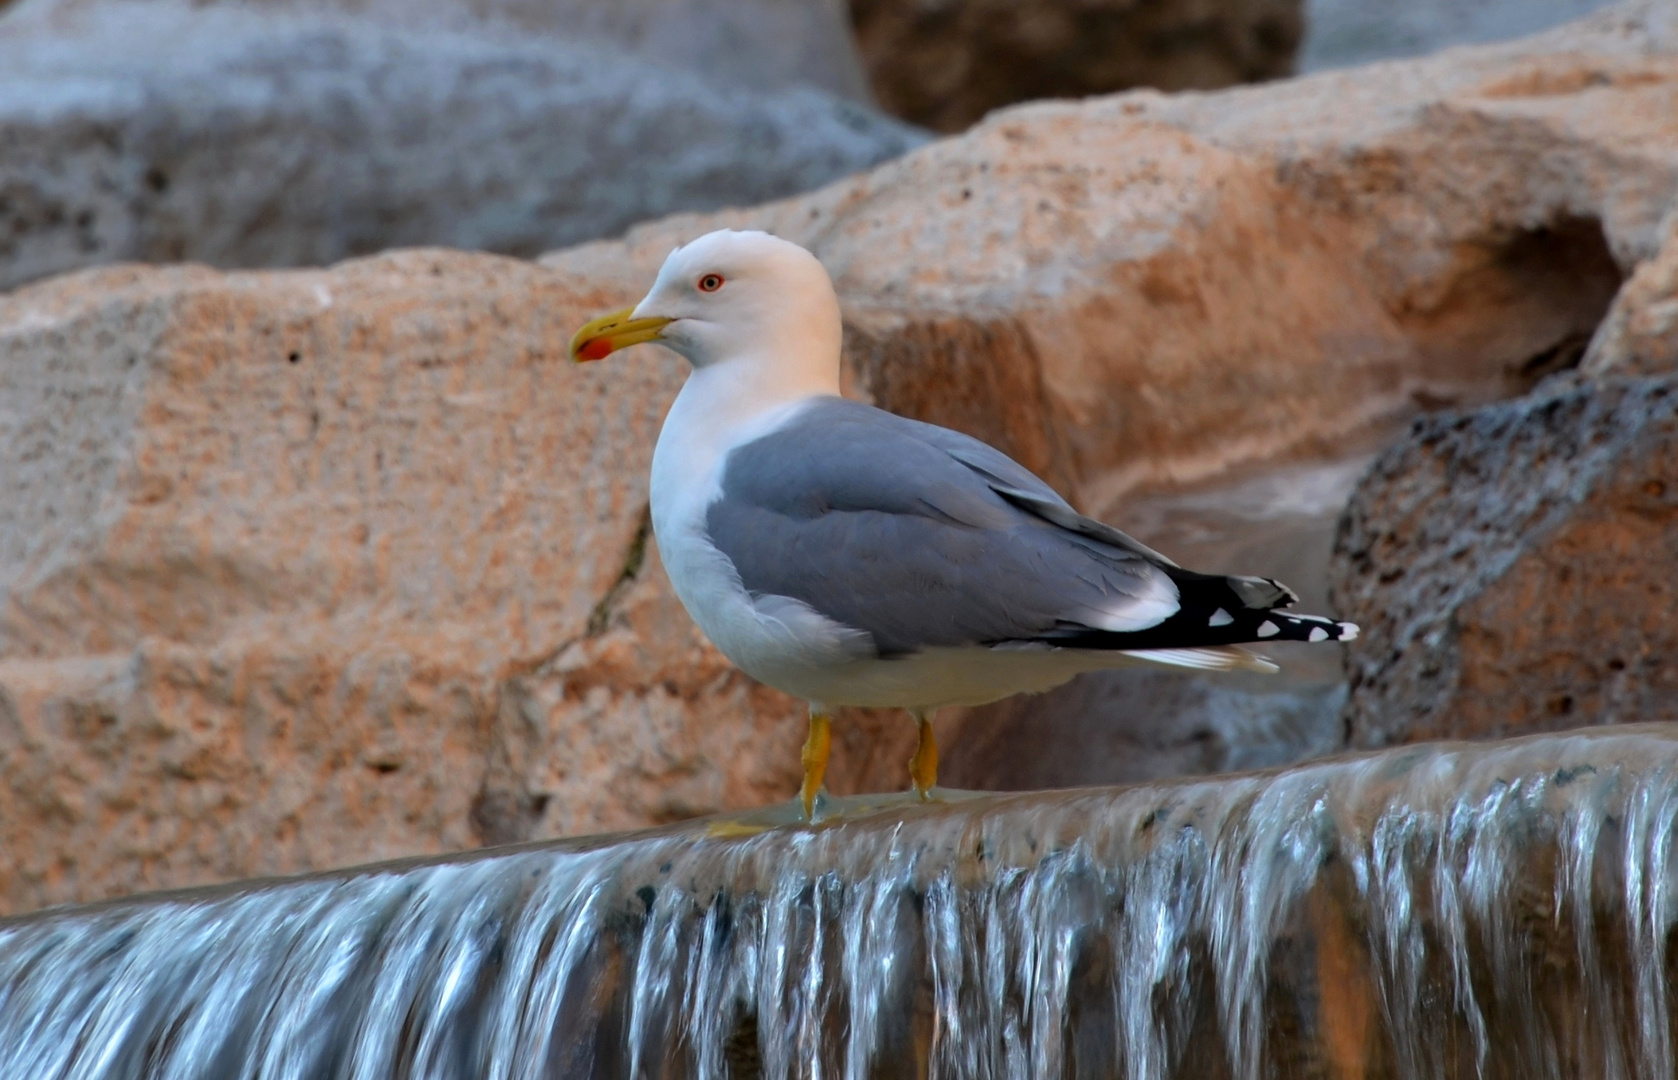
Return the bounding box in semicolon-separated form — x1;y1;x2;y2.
1583;211;1678;377
849;0;1303;132
1332;204;1678;748
0;1;920;292
1332;375;1678;746
5;3;1678;914
0;252;919;914
8;0;871;101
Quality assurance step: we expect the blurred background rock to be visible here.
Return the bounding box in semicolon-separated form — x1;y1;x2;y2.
5;0;873;99
849;0;1305;133
848;0;1626;134
0;0;921;293
1299;0;1624;70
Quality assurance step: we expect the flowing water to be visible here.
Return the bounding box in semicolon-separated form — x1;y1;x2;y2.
3;726;1677;1080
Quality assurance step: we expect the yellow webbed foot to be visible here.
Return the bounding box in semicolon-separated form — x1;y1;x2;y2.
800;707;832;820
909;710;938;800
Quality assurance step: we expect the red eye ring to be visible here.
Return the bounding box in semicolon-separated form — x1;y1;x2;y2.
697;273;725;292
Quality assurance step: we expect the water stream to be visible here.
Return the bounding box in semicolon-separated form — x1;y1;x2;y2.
2;726;1676;1080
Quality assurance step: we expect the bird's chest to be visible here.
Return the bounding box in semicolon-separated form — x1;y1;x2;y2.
648;438;770;660
650;448;864;701
653;505;816;690
647;390;802;646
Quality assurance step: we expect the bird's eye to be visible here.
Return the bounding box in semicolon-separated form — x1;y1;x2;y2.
697;273;725;292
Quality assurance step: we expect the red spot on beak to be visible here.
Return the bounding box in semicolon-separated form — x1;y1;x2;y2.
578;337;614;362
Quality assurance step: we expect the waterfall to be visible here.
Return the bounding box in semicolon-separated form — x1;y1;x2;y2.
2;726;1676;1080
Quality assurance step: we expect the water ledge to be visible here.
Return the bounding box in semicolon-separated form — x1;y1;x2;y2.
3;725;1676;1080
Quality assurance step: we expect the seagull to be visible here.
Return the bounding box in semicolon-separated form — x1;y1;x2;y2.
570;230;1357;819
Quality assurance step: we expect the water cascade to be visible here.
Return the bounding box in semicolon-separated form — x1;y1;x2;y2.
2;726;1676;1079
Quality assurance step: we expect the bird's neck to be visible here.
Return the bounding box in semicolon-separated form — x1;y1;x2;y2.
650;349;837;529
674;344;838;445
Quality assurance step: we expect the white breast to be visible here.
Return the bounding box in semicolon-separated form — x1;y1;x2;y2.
650;375;879;705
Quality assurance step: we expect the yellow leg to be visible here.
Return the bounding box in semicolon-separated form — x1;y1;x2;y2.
799;708;832;820
909;710;938;799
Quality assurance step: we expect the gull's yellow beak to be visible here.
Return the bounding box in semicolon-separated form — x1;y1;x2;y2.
569;306;673;363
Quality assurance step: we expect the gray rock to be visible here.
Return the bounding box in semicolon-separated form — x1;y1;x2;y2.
7;0;871;101
1331;374;1678;747
1300;0;1624;72
0;3;924;291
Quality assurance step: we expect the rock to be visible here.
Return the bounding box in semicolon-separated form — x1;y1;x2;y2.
0;251;892;914
1332;374;1678;746
1332;199;1678;747
1300;0;1625;73
0;1;923;292
848;0;1304;132
943;666;1348;790
1583;211;1678;377
6;3;1678;913
465;0;870;100
8;0;871;101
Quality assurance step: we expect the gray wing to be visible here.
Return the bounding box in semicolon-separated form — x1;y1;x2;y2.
897;414;1183;570
704;397;1181;657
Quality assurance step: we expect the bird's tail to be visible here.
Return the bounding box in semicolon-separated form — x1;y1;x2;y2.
1091;572;1358;673
1118;616;1360;678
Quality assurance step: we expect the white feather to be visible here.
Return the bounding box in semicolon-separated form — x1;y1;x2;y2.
1091;572;1179;631
1120;646;1279;674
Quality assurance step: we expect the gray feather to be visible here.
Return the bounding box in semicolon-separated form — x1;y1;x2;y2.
704;397;1176;657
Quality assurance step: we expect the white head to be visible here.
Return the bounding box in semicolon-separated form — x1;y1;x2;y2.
570;230;842;397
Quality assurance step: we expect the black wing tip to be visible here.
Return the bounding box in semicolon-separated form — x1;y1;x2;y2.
1031;608;1358;652
1248;612;1359;644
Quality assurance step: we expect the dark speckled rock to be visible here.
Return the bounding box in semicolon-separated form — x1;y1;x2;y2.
1331;375;1678;747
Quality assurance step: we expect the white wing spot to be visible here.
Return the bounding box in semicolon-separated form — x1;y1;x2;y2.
1257;620;1280;638
1309;626;1329;642
1093;572;1180;632
1208;608;1234;627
